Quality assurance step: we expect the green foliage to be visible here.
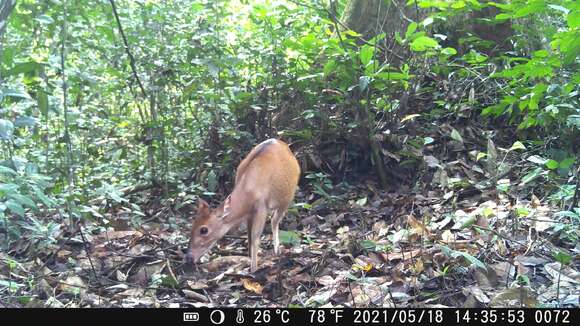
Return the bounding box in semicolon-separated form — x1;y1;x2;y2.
305;172;334;199
0;162;56;244
279;230;301;246
482;1;579;137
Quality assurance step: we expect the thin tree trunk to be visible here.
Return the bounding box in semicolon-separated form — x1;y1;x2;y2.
0;0;16;40
0;0;16;82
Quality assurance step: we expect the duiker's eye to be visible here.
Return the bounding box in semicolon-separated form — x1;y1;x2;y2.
199;226;209;235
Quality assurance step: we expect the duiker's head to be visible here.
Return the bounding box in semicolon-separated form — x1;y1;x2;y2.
186;197;231;264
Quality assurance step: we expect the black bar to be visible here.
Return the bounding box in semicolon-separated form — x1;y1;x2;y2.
0;308;577;326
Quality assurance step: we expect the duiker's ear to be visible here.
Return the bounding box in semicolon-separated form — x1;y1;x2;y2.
197;198;210;216
221;195;231;218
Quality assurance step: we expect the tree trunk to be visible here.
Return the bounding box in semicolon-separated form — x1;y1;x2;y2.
0;0;16;81
0;0;15;39
340;0;417;66
340;0;513;59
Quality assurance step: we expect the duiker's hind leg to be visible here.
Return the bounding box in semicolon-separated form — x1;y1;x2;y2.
271;209;287;256
249;206;268;272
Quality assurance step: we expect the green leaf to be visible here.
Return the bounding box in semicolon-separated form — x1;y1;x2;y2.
514;1;546;18
495;13;512;20
450;128;463;143
547;4;569;14
279;230;301;246
521;167;544;185
509;141;526;151
0;183;19;193
0;119;14;140
568;11;580;28
460;252;487;270
38;91;49;116
0;166;17;176
375;72;408;80
0;279;25;292
441;47;457;56
7;62;42;76
554;210;579;219
2;88;32;100
359;239;376;251
476;152;487;161
8;193;37;209
356;197;367;206
5;200;25;217
95;26;115;42
451;1;466;9
14;116;39;128
207;170;217;192
32;186;55;207
554;251;572;265
563;36;580;64
559;157;575;170
533;50;549;58
441;245;487;270
35;14;54;25
516;207;530;217
359;76;371;91
545;159;559;170
405;22;417;39
410;36;439;52
359;45;375;68
323;60;336;76
296;73;322;81
527;155;548;165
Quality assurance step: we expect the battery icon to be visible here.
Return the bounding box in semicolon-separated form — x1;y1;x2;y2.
183;312;200;322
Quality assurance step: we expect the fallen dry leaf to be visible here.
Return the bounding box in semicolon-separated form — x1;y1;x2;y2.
241;278;263;295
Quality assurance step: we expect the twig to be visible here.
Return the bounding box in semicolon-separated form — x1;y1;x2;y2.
569;166;579;210
79;224;102;286
109;0;148;100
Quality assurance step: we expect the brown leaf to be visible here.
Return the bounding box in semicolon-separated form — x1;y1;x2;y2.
490;287;537;307
95;230;143;242
187;280;209;290
407;215;428;235
242;278;263;295
183;289;209;302
531;194;540;209
380;249;421;262
56;249;72;260
205;256;250;272
414;258;425;273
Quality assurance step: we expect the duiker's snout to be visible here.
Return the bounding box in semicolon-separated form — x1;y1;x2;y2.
184;247;196;264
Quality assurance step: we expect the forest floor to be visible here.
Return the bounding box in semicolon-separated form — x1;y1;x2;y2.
1;122;579;308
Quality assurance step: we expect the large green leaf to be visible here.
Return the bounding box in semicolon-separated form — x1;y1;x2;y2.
359;45;374;67
441;245;487;270
279;230;301;246
37;91;49;116
1;88;32;100
0;166;17;176
0;183;19;193
6;62;42;77
567;11;580;28
7;193;37;209
14;116;39;128
410;36;439;52
5;200;25;217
